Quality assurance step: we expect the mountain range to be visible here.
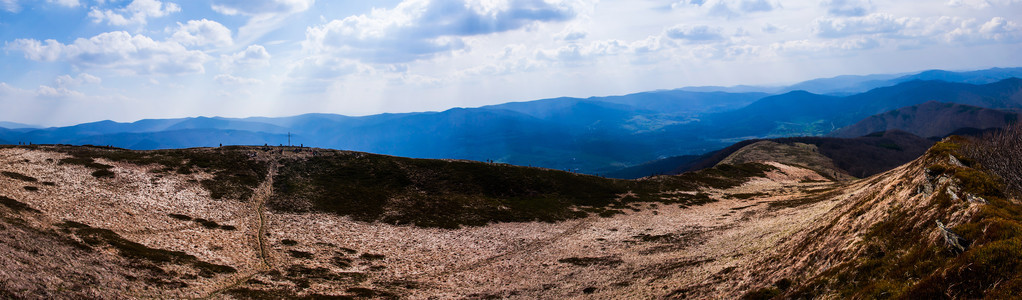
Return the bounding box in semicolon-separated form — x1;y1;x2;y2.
1;67;1020;175
680;67;1022;95
829;101;1019;138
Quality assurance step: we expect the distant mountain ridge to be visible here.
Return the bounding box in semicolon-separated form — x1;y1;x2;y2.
830;101;1019;138
0;90;767;174
1;68;1020;175
680;67;1022;95
606;130;934;179
690;78;1022;139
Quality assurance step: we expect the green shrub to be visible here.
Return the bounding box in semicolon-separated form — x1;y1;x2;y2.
58;221;235;275
0;196;40;213
557;256;623;266
288;250;314;259
269;153;764;229
359;253;385;261
91;169;115;178
741;287;780;300
168;213;192;221
2;171;37;182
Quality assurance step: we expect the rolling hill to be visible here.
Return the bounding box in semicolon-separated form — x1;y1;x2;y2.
681;67;1022;95
829;101;1019;138
608;130;935;179
0;124;1019;298
690;77;1022;139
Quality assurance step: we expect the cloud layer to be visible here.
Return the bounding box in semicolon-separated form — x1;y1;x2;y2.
303;0;578;63
0;0;1019;125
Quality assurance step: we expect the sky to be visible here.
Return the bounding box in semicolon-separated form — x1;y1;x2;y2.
0;0;1020;126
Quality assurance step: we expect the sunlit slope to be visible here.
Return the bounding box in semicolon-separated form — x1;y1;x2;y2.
0;130;1017;299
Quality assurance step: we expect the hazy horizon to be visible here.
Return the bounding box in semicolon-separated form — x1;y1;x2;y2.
1;0;1021;126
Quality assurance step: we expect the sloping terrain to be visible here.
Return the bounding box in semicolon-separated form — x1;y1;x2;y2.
0;144;782;298
0;130;1018;298
714;140;854;181
609;130;934;179
831;101;1019;138
742;131;1022;298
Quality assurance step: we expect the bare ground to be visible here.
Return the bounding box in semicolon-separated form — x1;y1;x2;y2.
0;146;965;299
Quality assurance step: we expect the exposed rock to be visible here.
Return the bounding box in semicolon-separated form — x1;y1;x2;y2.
947;186;961;201
948;154;965;167
965;193;988;204
935;220;969;254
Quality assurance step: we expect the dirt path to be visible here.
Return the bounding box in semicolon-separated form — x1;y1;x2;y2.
202;162;278;298
254;162;277;269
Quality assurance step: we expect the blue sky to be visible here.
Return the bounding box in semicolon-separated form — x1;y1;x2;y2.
0;0;1020;126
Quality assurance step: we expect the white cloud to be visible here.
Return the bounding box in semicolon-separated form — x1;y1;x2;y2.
8;39;64;61
558;25;589;41
675;0;779;18
303;0;579;63
770;37;880;55
211;0;315;45
812;13;909;38
211;0;314;16
215;74;263;85
220;45;271;68
947;0;1022;9
47;0;80;8
535;39;630;62
821;0;872;17
1;0;19;12
979;17;1022;42
665;24;726;42
738;0;774;12
7;31;208;75
88;0;180;26
171;19;233;47
55;73;101;88
36;85;85;98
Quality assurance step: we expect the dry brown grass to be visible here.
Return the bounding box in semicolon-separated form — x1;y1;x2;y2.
963;122;1022;196
3;144;991;299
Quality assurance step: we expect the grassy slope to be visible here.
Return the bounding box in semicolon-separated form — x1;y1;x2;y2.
269;150;777;229
752;135;1022;299
4;144;779;230
17;145;269;201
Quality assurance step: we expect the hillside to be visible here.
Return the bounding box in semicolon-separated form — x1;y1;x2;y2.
744;128;1022;298
830;101;1019;138
1;125;1020;298
0;144;788;298
608;130;934;179
692;78;1022;138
